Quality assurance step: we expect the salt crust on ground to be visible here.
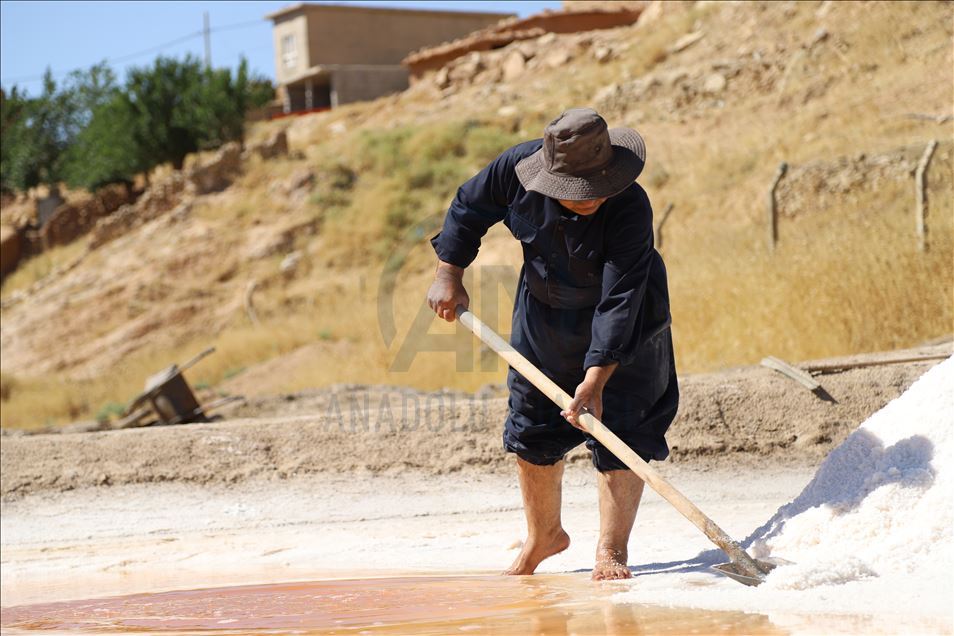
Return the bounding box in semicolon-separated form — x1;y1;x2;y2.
613;357;953;624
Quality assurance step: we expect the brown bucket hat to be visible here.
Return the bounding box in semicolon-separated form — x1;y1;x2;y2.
515;108;646;201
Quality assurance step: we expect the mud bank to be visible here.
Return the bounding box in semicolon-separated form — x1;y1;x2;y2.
1;345;948;500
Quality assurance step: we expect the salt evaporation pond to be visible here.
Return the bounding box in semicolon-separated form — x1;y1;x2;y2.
3;359;950;635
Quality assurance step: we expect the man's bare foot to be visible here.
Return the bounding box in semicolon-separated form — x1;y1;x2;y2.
592;546;631;580
502;529;570;575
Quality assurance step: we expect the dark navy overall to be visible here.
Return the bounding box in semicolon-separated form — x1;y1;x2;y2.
431;140;679;471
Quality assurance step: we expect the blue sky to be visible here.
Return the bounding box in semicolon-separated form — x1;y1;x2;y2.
1;1;560;95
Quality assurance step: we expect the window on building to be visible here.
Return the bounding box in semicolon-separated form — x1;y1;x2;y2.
281;34;297;69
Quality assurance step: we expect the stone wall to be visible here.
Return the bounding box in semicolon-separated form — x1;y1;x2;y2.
40;184;137;249
403;7;644;81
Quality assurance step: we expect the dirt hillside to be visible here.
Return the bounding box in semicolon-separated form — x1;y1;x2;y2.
1;0;951;429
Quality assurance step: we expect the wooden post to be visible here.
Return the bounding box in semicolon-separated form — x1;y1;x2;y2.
244;279;260;326
915;139;938;252
767;162;787;252
654;203;674;249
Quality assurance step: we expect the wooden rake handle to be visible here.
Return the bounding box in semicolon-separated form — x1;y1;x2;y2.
456;305;769;577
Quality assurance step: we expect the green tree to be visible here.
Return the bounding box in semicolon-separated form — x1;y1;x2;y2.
0;70;72;192
124;56;205;171
61;93;141;191
1;63;118;193
57;64;141;191
188;57;274;150
0;86;30;194
124;55;272;172
2;56;275;194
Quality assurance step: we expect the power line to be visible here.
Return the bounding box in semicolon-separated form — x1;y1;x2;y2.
108;30;204;66
1;18;268;85
212;18;268;33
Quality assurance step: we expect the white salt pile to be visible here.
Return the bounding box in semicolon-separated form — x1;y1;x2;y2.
753;356;952;596
614;357;953;625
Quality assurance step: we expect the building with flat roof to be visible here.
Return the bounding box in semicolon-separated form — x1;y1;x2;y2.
266;3;513;113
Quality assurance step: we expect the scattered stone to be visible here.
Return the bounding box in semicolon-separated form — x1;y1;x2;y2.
475;66;503;85
594;82;621;106
244;129;288;161
284;168;315;194
660;69;690;87
450;52;485;84
544;49;573;69
668;30;705;54
60;420;107;434
245;226;295;260
434;67;451;89
809;27;830;48
502;50;527;81
280;251;302;274
593;46;614;63
168;201;192;224
538;32;557;46
516;42;537;60
638;0;665;26
703;72;727;94
497;105;519;117
187;142;242;195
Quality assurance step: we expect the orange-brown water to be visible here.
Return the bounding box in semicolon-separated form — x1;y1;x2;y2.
0;574;786;635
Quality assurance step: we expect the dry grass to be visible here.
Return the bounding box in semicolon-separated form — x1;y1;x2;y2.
0;241;87;299
667;219;953;372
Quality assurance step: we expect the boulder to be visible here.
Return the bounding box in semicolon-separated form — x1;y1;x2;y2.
449;52;485;84
502;51;527;81
434;67;451;89
246;130;289;160
544;49;573;68
187;142;242;195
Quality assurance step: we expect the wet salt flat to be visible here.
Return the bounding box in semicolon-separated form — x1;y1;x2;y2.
5;359;951;635
1;574;786;635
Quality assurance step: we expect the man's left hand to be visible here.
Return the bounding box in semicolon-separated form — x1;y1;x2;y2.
561;381;603;431
561;364;618;431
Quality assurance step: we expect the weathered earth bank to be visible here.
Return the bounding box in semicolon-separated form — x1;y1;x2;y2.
2;344;947;501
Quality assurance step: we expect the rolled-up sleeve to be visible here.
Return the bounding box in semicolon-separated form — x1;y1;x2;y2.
583;191;656;371
430;147;520;268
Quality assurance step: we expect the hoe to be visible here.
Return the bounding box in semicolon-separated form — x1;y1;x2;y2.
456;305;777;586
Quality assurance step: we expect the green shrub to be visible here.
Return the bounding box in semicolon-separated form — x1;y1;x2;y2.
95;401;126;423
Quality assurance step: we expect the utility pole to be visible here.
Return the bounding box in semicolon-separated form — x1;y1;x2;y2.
203;12;212;69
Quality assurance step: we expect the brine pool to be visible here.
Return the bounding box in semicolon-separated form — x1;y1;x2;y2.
1;573;787;635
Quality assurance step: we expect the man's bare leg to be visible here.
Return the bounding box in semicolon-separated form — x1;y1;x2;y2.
503;457;571;575
592;469;644;580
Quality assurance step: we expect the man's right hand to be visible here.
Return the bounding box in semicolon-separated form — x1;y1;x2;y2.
427;261;469;322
